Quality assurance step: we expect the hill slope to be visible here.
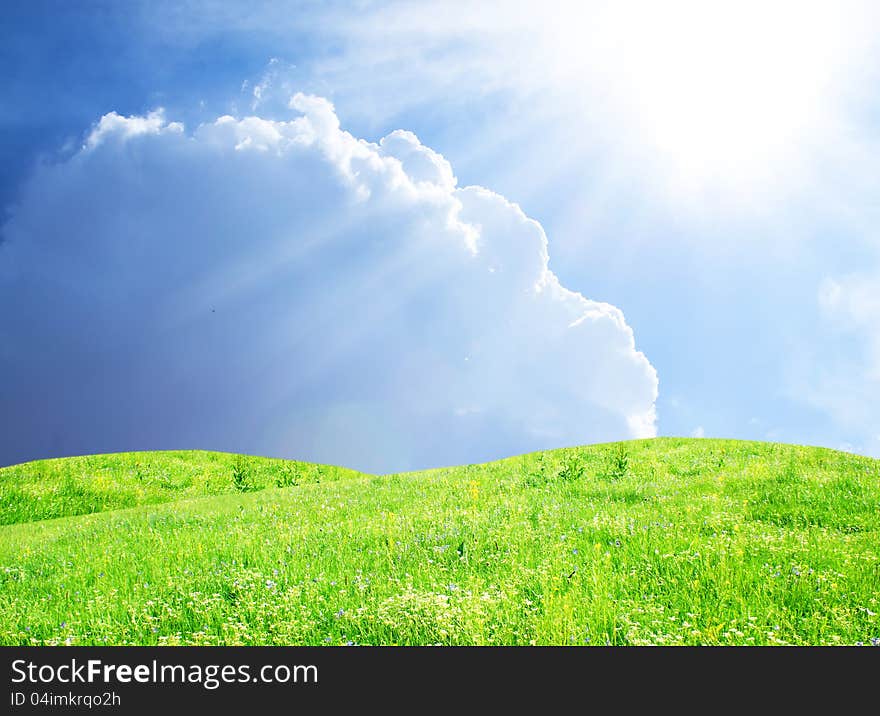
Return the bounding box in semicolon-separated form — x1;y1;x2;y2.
0;450;366;525
1;438;878;645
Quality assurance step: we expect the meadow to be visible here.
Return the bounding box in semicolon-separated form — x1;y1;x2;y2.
1;438;878;645
0;450;360;525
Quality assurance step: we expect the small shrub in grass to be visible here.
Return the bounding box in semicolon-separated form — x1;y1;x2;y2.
524;453;549;486
231;457;254;492
557;453;586;482
606;446;630;481
275;464;300;489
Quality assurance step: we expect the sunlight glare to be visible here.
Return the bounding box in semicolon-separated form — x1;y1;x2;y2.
542;0;862;196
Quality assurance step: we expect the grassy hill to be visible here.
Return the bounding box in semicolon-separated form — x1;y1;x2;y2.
0;450;365;525
1;438;878;645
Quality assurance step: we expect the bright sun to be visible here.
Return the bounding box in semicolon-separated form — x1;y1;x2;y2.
544;0;864;197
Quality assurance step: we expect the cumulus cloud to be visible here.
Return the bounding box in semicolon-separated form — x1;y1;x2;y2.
0;94;657;471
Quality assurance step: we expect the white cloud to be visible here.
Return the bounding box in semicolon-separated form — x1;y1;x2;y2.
0;94;658;471
84;109;183;149
690;426;705;439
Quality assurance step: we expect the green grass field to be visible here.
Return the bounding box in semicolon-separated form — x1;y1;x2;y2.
1;438;878;645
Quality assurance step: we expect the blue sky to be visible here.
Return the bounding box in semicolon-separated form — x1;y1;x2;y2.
2;1;880;470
